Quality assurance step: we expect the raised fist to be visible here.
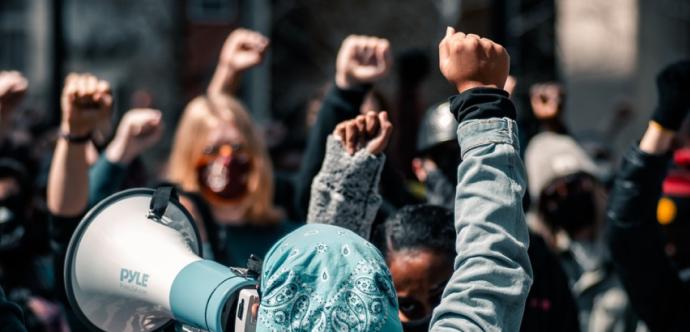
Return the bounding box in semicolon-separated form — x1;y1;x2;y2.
219;28;269;73
439;28;509;93
60;73;112;136
335;35;392;89
652;60;690;131
334;111;393;155
530;82;564;120
105;108;164;164
0;71;28;115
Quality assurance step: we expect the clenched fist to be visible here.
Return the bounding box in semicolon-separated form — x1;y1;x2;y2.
335;35;392;89
219;28;269;73
439;28;510;93
105;108;164;164
60;73;112;137
530;82;564;120
334;111;393;156
0;71;28;115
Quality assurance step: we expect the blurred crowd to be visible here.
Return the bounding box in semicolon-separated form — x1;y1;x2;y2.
0;25;690;332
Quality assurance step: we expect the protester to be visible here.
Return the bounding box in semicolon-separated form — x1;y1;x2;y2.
311;110;575;331
257;223;402;331
0;158;65;331
656;147;690;280
525;126;641;331
87;108;163;206
411;102;458;209
0;286;27;331
293;34;407;221
166;93;295;266
606;60;690;331
0;71;37;177
307;28;533;330
3;12;676;332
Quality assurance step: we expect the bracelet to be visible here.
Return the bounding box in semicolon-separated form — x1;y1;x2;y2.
59;130;92;143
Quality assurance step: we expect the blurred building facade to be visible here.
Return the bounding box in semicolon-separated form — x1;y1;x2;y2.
0;0;689;169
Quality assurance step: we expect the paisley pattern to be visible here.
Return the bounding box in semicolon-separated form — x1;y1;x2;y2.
257;224;401;332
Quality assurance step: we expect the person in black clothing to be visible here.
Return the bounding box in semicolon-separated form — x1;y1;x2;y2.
606;60;690;331
0;286;26;332
293;34;422;222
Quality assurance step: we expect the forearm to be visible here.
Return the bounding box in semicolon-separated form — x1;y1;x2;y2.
294;84;370;219
47;139;89;217
207;64;241;96
640;121;674;154
88;155;128;207
307;135;384;239
606;125;688;330
432;89;532;332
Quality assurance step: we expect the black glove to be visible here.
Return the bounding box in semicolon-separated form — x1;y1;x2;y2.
652;60;690;131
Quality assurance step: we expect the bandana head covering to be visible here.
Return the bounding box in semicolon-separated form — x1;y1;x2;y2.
257;224;402;332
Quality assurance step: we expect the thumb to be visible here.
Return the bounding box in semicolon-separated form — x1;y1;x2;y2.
368;112;393;154
446;26;456;38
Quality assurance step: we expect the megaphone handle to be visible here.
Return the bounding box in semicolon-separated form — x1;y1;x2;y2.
148;186;178;221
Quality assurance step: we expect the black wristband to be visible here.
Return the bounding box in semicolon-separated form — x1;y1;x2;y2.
448;87;516;123
59;131;91;143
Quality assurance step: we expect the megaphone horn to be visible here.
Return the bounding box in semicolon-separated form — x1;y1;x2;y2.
64;186;258;332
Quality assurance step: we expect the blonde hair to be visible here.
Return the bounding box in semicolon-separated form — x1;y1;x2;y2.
167;94;282;225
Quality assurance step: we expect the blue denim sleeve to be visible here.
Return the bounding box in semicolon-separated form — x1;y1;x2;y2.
430;118;533;332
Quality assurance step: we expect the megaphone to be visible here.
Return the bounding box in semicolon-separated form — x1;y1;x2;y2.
64;187;260;332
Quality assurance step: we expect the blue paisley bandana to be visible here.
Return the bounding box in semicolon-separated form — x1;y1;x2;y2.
257;224;402;332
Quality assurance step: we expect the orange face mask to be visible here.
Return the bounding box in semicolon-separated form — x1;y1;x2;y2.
196;144;253;205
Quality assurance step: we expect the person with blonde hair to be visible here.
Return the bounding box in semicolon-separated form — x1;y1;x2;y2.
166;29;297;266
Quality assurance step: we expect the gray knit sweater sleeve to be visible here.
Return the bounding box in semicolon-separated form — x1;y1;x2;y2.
307;135;385;240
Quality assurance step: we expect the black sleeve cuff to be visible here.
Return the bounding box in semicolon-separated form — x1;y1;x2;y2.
619;144;671;187
448;87;516;123
324;83;372;115
606;144;671;227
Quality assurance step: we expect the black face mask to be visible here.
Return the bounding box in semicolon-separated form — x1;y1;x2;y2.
401;316;431;332
0;195;25;251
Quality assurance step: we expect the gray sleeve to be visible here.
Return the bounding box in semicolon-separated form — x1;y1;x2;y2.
430;118;533;332
306;135;385;240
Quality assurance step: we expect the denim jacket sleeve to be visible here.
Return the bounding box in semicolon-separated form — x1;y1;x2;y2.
430;117;533;332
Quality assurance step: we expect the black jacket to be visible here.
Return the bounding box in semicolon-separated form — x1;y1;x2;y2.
293;84;418;222
293;84;371;221
606;145;690;331
0;287;26;332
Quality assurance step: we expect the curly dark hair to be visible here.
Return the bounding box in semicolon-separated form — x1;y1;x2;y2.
373;204;455;259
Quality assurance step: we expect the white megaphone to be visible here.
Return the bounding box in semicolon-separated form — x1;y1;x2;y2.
64;187;260;332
